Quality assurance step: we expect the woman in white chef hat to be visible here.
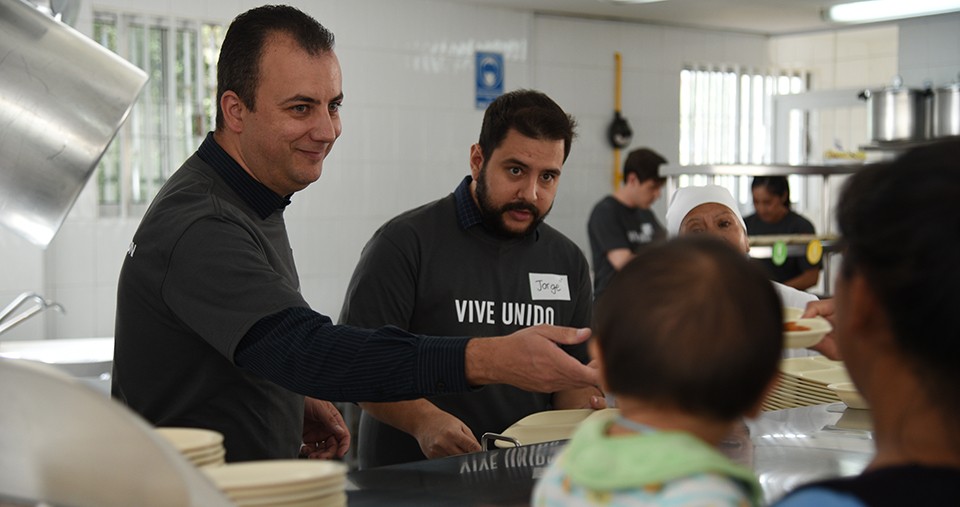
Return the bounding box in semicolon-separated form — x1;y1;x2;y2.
665;185;817;311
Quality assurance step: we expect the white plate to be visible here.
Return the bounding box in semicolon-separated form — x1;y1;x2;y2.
202;460;346;492
797;367;852;386
182;444;225;461
155;427;223;453
496;409;601;447
810;356;843;368
582;408;619;425
784;316;832;348
228;482;344;505
828;382;869;410
507;409;594;427
221;474;344;498
780;357;837;374
190;449;226;467
500;424;578;447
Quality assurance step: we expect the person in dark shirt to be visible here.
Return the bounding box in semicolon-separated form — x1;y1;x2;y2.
587;148;667;298
112;5;598;463
775;140;960;506
743;176;821;291
340;90;603;468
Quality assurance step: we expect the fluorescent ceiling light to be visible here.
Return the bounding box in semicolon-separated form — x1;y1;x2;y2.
824;0;960;23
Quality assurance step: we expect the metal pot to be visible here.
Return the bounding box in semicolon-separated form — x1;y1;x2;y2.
0;0;147;248
858;77;930;143
932;77;960;138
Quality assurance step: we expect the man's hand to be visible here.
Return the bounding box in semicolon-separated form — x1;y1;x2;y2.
802;299;842;360
300;398;350;459
553;385;607;410
412;410;482;459
465;325;600;392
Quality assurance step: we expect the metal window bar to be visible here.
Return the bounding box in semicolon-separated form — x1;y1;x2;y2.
678;66;809;207
92;11;222;217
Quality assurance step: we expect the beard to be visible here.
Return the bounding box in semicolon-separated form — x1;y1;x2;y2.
475;166;551;238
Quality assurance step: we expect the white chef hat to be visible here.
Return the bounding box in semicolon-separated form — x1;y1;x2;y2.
665;185;747;237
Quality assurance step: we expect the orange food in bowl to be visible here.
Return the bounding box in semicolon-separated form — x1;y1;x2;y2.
784;321;811;332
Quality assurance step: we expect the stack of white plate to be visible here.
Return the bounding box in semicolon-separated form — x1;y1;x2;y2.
201;460;347;507
763;357;849;411
155;427;226;468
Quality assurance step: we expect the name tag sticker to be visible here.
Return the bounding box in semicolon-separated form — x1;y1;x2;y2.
529;273;570;301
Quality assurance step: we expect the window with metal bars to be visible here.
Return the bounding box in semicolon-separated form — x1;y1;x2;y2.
677;66;809;207
92;12;223;216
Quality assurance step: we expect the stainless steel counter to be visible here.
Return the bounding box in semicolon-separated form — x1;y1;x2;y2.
345;404;875;506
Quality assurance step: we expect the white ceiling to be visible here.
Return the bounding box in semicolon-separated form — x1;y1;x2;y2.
439;0;877;35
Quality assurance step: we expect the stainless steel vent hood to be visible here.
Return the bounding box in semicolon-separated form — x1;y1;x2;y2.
0;0;147;248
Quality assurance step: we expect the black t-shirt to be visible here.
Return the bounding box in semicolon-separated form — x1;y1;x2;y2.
774;464;960;506
743;210;820;284
114;136;475;462
587;195;665;298
340;178;592;468
113;151;307;462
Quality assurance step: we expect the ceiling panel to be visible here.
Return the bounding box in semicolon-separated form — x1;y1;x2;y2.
437;0;874;35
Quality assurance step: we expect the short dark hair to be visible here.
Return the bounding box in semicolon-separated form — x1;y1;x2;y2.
215;5;336;130
622;148;667;185
594;236;782;421
477;89;577;164
751;176;791;209
836;139;960;420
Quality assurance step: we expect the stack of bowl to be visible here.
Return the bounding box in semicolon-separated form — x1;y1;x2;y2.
201;460;347;507
154;427;226;468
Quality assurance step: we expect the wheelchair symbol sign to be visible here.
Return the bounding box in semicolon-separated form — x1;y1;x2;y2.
475;52;503;109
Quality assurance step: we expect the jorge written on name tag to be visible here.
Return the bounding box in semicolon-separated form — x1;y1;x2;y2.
528;273;570;301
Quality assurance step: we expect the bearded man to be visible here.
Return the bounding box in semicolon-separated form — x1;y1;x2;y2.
339;89;603;469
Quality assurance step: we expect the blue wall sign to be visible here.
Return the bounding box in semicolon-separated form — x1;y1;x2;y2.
475;52;504;109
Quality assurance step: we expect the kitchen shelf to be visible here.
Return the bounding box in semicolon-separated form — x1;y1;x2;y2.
747;237;839;260
660;163;865;177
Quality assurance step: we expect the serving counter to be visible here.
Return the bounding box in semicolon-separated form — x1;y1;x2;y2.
345;404;875;506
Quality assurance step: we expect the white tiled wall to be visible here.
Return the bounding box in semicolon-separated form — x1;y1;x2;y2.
3;2;957;340
531;15;767;255
769;24;900;158
898;12;960;88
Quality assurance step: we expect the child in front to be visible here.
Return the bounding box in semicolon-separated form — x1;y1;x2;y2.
533;236;782;506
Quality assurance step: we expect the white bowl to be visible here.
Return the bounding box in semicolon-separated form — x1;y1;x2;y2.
783;307;805;321
783;316;831;349
828;382;869;410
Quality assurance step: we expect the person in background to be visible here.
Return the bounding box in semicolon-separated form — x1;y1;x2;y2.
112;5;598;464
665;184;817;311
533;237;781;507
744;176;821;291
587;148;668;299
339;89;603;469
775;140;960;506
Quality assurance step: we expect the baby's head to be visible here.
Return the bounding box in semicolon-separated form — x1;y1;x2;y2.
593;236;783;423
